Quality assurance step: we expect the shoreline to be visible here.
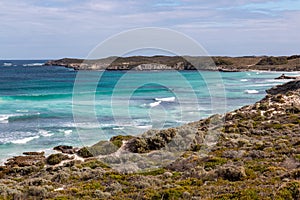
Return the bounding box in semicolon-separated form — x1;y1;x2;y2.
45;55;300;72
0;71;299;166
1;80;300;199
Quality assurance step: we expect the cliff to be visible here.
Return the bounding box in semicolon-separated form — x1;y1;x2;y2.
1;81;300;199
45;55;300;71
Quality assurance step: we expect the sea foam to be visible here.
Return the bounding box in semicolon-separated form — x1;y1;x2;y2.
149;101;161;107
244;89;259;94
11;136;40;144
23;63;44;67
154;97;175;102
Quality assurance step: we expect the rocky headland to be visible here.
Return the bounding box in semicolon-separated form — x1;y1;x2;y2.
1;80;300;199
45;55;300;71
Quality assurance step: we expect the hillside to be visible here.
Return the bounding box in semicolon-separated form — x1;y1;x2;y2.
45;55;300;71
1;80;300;199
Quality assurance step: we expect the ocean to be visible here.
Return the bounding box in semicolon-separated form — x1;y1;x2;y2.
0;60;297;163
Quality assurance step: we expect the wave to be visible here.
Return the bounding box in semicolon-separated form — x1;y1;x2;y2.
266;79;290;83
1;93;72;101
247;83;276;87
8;113;41;122
244;89;259;94
64;130;73;135
135;125;152;129
16;110;29;113
38;129;53;137
240;79;248;82
11;136;40;144
149;101;161;107
3;63;12;67
154;97;175;102
0;112;44;123
0;115;11;123
22;63;44;67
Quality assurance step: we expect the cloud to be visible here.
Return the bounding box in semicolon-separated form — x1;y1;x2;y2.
0;0;299;58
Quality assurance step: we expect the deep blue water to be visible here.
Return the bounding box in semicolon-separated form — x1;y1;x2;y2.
0;60;298;163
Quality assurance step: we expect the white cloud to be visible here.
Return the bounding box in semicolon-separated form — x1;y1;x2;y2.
0;0;299;58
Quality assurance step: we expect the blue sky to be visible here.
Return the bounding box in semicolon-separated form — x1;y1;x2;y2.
1;0;300;59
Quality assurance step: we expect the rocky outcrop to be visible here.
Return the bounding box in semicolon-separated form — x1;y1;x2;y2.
53;145;78;154
275;73;299;80
1;80;300;199
266;80;300;95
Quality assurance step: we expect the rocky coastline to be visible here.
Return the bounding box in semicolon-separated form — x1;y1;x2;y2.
45;55;300;71
1;80;300;199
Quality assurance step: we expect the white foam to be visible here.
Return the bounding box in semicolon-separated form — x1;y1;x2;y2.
266;79;290;83
3;63;12;67
240;79;248;82
136;125;152;129
16;110;29;113
248;83;276;87
64;130;73;135
113;127;124;130
149;101;161;107
11;136;40;144
154;97;175;102
38;129;53;137
0;114;20;123
244;89;259;94
0;115;10;123
23;63;44;67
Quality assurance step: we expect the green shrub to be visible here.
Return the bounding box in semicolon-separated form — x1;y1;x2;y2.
287;55;300;60
110;135;134;148
81;159;110;169
89;141;119;156
139;168;165;176
152;188;184;200
204;157;227;170
77;147;93;158
46;154;69;165
214;58;234;66
277;181;300;200
257;57;288;65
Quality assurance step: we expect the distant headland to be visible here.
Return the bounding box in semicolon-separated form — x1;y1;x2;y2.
45;55;300;71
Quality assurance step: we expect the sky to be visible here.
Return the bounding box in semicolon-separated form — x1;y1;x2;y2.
1;0;300;59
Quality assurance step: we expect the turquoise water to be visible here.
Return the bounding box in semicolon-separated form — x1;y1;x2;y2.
0;60;298;163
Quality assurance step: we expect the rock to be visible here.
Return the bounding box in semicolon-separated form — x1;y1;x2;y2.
275;74;298;80
53;145;76;154
23;152;45;156
163;172;173;178
5;154;45;168
266;80;300;95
